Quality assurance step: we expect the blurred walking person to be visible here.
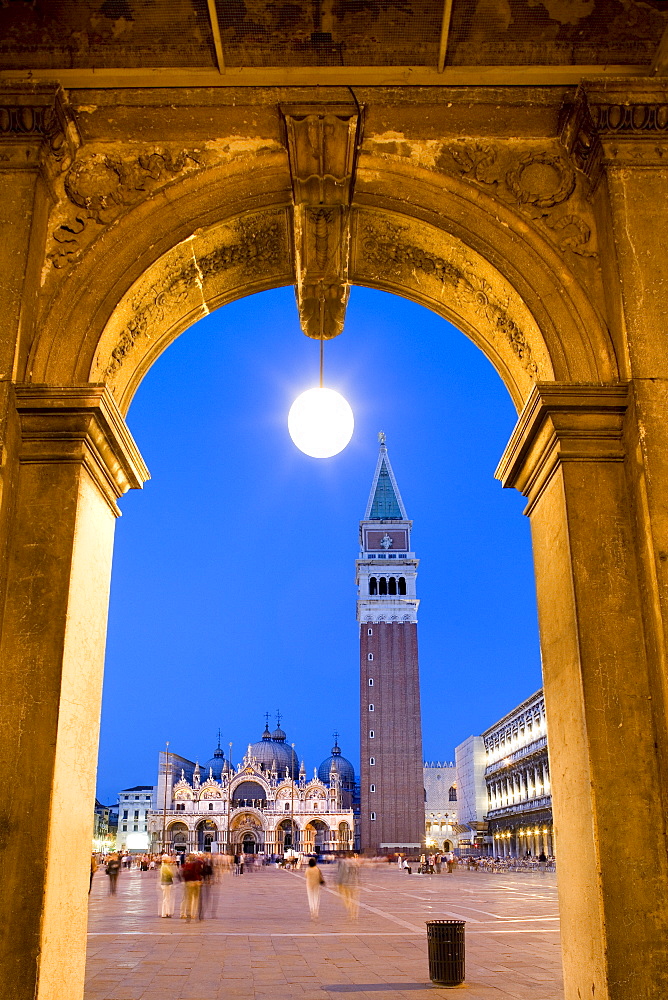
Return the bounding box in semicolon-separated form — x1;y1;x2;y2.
159;855;176;917
105;853;121;895
180;854;204;921
89;854;98;894
336;855;360;921
305;858;325;919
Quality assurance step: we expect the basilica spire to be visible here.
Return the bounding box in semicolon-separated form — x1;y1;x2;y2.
364;432;408;520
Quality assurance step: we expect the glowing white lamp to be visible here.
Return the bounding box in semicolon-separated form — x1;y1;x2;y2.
288;386;354;458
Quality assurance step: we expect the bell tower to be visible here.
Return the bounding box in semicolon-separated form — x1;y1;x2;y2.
357;434;424;853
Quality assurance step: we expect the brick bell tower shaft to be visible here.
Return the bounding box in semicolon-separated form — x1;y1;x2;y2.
357;434;424;854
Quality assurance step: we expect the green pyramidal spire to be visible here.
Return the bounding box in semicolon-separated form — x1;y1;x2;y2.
365;433;407;520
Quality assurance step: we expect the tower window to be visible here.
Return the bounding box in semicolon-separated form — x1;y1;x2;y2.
370;757;375;765
368;678;374;686
367;628;373;636
369;577;377;595
369;730;375;738
399;577;407;595
285;802;290;810
389;577;397;595
370;812;376;821
368;653;373;661
370;784;376;792
449;786;457;801
379;577;388;595
369;704;374;711
209;803;214;810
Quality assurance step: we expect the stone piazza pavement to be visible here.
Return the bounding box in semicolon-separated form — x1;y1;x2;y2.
86;863;563;1000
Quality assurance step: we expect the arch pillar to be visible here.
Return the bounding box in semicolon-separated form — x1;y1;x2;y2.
497;382;668;1000
0;385;148;1000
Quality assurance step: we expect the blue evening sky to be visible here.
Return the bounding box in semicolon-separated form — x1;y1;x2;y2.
96;286;542;804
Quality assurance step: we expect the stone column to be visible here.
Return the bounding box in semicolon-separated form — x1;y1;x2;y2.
0;386;148;1000
497;383;668;1000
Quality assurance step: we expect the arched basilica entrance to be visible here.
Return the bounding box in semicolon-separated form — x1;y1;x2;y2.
1;76;668;1000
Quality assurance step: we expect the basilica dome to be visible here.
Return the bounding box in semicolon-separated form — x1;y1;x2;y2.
247;724;298;778
203;742;228;781
318;739;355;788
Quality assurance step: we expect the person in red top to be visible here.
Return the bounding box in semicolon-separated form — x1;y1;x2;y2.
180;854;204;920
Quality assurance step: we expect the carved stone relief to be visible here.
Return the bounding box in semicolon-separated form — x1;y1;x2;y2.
282;104;359;340
49;147;204;269
352;210;549;386
92;210;289;391
363;137;597;260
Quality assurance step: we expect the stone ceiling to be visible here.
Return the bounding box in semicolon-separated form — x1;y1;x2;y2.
1;0;666;78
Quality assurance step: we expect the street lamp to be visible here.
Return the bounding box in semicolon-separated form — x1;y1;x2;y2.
288;336;353;458
161;741;172;855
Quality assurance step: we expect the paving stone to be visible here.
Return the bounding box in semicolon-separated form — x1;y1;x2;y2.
86;866;563;1000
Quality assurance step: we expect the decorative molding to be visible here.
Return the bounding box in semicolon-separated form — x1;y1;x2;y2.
0;90;79;173
594;103;668;134
49;148;202;269
495;383;628;516
360;219;539;379
103;220;283;380
13;384;149;516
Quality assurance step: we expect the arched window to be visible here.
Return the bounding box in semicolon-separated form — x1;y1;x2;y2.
285;802;290;810
370;784;376;792
368;678;374;686
368;652;374;661
389;577;397;595
369;577;377;595
369;730;375;738
449;786;457;801
370;812;376;821
369;703;374;711
398;577;406;595
369;757;375;765
379;577;388;595
367;627;373;635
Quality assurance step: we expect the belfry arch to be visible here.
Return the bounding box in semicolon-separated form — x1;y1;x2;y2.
1;78;668;1000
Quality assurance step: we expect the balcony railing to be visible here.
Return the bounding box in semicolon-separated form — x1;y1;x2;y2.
486;795;552;819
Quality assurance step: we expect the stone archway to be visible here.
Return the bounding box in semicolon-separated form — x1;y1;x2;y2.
1;81;668;1000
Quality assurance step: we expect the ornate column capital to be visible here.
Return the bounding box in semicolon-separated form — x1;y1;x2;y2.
496;383;628;514
13;384;149;515
561;82;668;176
0;83;80;175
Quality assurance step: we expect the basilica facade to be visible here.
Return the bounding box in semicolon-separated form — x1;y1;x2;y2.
148;723;356;857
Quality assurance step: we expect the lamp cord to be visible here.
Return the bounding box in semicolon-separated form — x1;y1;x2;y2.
319;291;324;388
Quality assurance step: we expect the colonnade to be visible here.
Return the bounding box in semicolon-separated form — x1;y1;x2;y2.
493;826;554;858
487;760;550;811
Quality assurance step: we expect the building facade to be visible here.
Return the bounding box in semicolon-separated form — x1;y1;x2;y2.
423;762;459;852
116;785;156;852
148;725;356;857
483;690;553;858
454;735;489;853
357;436;423;853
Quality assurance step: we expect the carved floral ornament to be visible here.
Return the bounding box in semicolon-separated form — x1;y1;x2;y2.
365;137;596;259
356;215;544;382
49;147;204;269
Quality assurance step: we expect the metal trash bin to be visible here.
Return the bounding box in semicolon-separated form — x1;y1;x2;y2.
426;919;465;986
